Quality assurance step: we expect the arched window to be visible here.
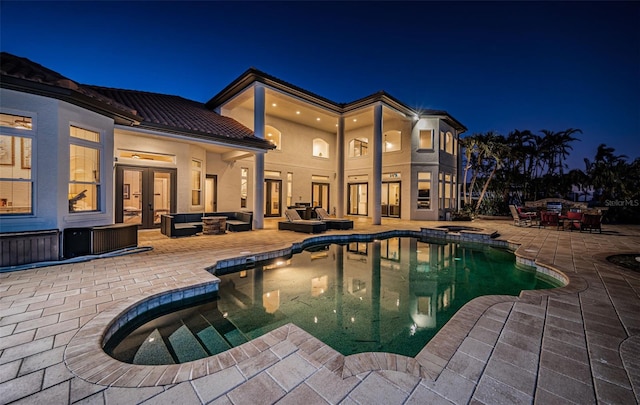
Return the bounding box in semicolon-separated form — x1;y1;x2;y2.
383;130;401;152
313;138;329;158
265;125;281;150
348;137;369;157
446;132;453;154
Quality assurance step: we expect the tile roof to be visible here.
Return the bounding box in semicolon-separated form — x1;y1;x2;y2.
87;86;273;149
0;52;140;122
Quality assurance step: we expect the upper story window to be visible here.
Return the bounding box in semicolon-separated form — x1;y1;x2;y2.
0;114;33;214
265;125;281;150
313;138;329;158
419;129;433;149
349;137;368;157
383;130;401;152
440;131;455;154
69;126;101;212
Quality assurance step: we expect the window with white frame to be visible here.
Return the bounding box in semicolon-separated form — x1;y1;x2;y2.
265;125;281;150
439;172;455;210
0;114;33;214
419;129;433;149
69;126;101;212
383;130;401;152
313;138;329;158
191;159;202;206
349;137;369;157
417;172;431;209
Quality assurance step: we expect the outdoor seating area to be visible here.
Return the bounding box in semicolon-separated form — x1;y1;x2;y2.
511;201;604;233
278;209;327;233
160;211;252;237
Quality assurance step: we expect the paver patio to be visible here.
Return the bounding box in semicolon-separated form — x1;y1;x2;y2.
1;218;639;404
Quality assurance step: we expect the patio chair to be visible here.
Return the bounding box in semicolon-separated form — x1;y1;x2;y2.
564;210;583;231
539;211;561;230
278;209;327;233
315;207;354;230
509;205;536;227
580;213;602;233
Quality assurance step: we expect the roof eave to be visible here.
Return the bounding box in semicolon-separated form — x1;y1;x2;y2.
136;122;276;151
1;76;142;125
206;68;342;114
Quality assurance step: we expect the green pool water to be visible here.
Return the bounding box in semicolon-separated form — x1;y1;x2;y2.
106;237;558;364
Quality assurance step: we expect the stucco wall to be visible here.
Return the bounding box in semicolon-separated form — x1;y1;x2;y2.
0;89;115;232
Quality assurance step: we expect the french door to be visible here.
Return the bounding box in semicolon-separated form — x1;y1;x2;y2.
115;165;176;229
312;182;329;211
348;183;368;216
382;181;401;218
264;179;282;217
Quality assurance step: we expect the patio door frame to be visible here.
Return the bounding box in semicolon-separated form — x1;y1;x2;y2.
381;181;401;218
347;182;368;216
264;179;282;217
312;182;330;211
115;165;177;229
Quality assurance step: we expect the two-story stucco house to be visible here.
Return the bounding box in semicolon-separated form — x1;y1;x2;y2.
0;52;465;266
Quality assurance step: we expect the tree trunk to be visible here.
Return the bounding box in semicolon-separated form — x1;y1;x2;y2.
475;166;497;212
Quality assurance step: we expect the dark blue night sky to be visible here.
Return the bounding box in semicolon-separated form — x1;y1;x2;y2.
2;1;638;168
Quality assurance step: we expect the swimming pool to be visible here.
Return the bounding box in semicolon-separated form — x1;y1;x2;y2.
105;237;558;365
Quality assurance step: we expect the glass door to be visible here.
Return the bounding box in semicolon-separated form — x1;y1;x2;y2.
348;183;368;216
312;182;329;211
116;165;176;228
264;179;281;217
382;181;401;218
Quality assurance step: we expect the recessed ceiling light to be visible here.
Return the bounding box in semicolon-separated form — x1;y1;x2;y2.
296;111;301;115
316;118;321;121
267;133;272;137
353;119;357;122
272;103;277;107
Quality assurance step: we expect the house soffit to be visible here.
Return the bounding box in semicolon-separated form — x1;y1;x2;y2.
115;126;262;155
222;87;413;133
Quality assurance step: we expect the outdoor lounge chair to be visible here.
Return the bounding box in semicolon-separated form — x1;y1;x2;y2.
580;213;602;233
509;204;537;227
315;207;354;230
278;209;327;234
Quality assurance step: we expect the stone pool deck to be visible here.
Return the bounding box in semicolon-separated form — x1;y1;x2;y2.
1;218;639;404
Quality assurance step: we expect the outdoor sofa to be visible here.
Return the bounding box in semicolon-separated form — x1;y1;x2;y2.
161;211;253;237
278;209;326;234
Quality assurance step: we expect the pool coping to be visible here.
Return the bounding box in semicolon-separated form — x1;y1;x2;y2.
64;227;586;387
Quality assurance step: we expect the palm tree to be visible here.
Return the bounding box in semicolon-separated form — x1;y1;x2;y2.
460;134;479;206
475;132;507;211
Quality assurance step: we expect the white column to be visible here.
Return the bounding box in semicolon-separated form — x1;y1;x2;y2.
253;84;265;229
336;116;345;217
372;104;383;225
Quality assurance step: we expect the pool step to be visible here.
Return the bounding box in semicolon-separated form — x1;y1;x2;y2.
168;325;209;363
133;329;175;365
